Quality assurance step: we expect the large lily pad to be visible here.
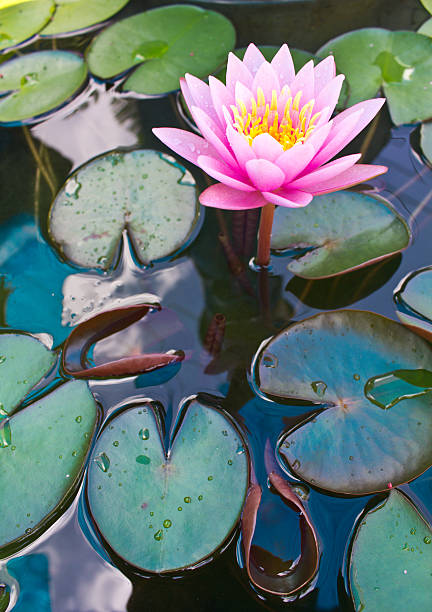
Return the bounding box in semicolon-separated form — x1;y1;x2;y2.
253;310;432;495
270;191;410;279
420;121;432;164
86;5;235;96
394;266;432;341
349;489;432;610
318;28;432;124
0;0;54;51
49;149;200;270
0;50;87;125
86;397;248;572
0;332;97;555
41;0;129;37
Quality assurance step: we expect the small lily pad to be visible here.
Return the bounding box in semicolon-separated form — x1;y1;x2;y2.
270;191;410;279
49;149;200;270
41;0;129;37
0;333;97;555
394;266;432;341
253;310;432;495
86;397;248;572
86;5;235;96
318;28;432;124
349;489;432;610
0;0;54;51
0;50;87;125
420;121;432;164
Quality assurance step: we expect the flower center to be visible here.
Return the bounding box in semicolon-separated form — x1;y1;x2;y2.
231;86;321;151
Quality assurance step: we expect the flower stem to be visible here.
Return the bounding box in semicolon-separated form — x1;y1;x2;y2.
256;203;275;267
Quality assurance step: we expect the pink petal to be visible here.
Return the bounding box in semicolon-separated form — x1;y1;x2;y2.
235;81;254;108
309;110;363;168
245;158;285;191
332;98;386;141
251;133;283;162
198;155;254;191
306;120;333;153
313;56;336;94
184;73;220;127
270;44;295;86
226;124;256;170
226;52;254;93
208;76;235;126
252;61;280;100
199;183;267;210
315;74;345;119
275;143;316;183
262;188;313;208
242;43;267;76
192;105;237;167
290;60;315;104
289;153;361;190
308;164;388;195
152;127;218;165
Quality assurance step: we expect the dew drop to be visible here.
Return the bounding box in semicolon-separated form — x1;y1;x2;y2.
154;530;163;541
65;177;82;199
208;475;213;481
113;440;119;447
0;356;6;364
424;536;431;544
20;72;38;87
262;353;278;368
94;452;110;472
0;421;11;448
227;459;233;465
353;374;360;381
292;459;301;470
139;428;150;440
311;381;327;397
75;415;82;423
236;444;245;455
184;496;191;504
163;519;172;528
292;484;310;500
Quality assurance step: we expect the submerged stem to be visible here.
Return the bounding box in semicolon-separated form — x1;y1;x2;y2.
22;127;56;197
256;203;275;267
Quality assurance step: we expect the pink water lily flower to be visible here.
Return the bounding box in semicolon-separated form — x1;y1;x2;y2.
153;43;387;211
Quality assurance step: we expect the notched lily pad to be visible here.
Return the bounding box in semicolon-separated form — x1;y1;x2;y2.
0;0;54;52
0;50;88;125
0;332;98;556
318;28;432;124
252;310;432;495
86;5;235;96
86;396;249;573
49;149;200;270
41;0;129;37
271;191;410;279
394;266;432;341
349;489;432;610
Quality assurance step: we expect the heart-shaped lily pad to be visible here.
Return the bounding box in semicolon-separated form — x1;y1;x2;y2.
349;488;432;610
270;191;410;279
318;28;432;124
420;122;432;164
0;0;54;51
41;0;129;37
49;149;200;270
253;310;432;495
86;5;235;96
0;332;97;556
394;266;432;341
86;396;248;573
0;50;88;125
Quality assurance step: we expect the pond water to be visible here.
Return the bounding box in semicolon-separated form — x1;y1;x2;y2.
0;1;432;611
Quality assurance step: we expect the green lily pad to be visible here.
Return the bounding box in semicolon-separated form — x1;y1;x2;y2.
420;0;432;13
349;489;432;610
41;0;129;37
270;191;410;279
86;5;235;96
0;333;97;556
0;0;54;51
420;121;432;164
0;50;87;125
49;149;200;270
86;397;248;572
418;18;432;37
318;28;432;124
252;310;432;495
394;266;432;341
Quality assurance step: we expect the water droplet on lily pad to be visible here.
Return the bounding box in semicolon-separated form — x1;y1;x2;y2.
95;452;110;472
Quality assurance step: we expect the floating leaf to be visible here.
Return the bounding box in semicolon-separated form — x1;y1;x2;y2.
0;50;87;125
420;0;432;14
418;18;432;36
0;0;54;51
62;303;184;379
86;397;248;572
86;5;235;96
318;28;432;124
420;121;432;164
349;489;432;610
270;191;410;279
0;333;97;555
253;310;432;495
49;149;200;270
394;266;432;341
41;0;129;37
241;472;319;596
